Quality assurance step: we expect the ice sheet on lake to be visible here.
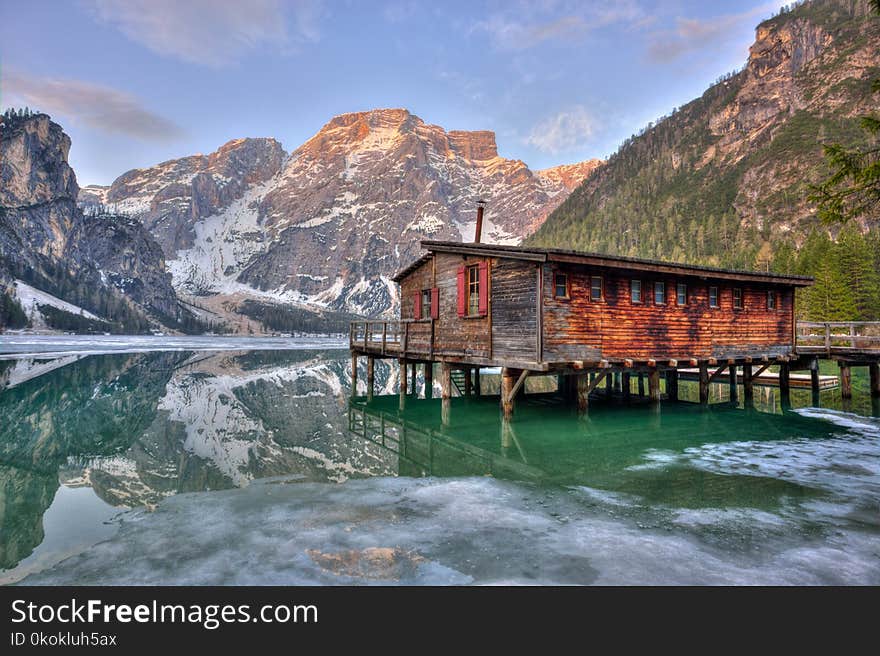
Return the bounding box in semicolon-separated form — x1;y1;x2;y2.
23;475;880;586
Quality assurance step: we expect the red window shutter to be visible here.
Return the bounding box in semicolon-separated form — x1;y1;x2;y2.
456;266;466;317
478;261;489;316
413;290;421;319
430;287;439;319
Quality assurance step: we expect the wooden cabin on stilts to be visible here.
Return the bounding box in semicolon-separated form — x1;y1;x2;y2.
346;204;873;423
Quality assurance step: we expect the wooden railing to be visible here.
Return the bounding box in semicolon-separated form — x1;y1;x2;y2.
350;319;435;357
796;321;880;355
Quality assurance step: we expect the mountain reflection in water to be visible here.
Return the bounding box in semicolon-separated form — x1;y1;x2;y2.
1;348;878;585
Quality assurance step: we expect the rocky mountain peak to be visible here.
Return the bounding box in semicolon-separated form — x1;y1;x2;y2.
447;130;498;161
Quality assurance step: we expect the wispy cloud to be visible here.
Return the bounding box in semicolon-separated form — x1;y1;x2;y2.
474;0;647;51
647;3;778;62
3;68;184;141
526;106;596;154
84;0;322;67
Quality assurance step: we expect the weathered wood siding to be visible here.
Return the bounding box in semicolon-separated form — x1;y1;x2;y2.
399;253;491;359
490;259;537;362
542;263;794;362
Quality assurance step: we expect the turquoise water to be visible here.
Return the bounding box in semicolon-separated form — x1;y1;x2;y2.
0;341;878;585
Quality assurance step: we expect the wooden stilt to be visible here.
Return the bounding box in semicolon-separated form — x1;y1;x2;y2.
810;358;820;406
743;363;753;404
699;361;709;405
366;356;375;402
613;372;621;393
557;374;565;396
399;359;407;411
637;373;645;397
351;354;358;397
464;369;472;396
621;372;631;401
728;365;738;403
869;363;880;398
474;368;481;396
424;362;433;399
440;362;451;425
577;373;589;414
501;367;517;419
666;369;678;402
648;369;660;403
840;364;852;399
605;371;613;397
779;362;791;409
411;363;417;397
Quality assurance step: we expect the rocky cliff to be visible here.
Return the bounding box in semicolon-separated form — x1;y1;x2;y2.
95;109;601;319
0;112;190;330
530;0;879;268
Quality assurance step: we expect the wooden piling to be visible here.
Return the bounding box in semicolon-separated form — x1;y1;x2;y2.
474;368;481;396
464;369;472;396
648;369;660;403
779;362;791;409
870;363;880;398
637;373;645;397
577;373;589;414
840;364;852;399
621;372;631;401
666;370;678;402
605;371;613;397
810;358;820;406
440;362;452;425
743;363;753;404
698;361;709;405
351;354;358;397
424;362;433;399
501;367;516;419
728;365;738;403
411;363;417;397
399;359;407;411
366;356;375;401
613;372;621;393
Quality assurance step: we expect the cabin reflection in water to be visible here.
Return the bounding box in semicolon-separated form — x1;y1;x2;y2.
347;394;837;508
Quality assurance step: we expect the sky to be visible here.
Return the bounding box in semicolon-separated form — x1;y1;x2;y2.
0;0;788;186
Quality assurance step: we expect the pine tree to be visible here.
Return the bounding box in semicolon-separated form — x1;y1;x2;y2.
835;225;880;319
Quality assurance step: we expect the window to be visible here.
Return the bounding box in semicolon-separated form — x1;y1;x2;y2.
709;286;719;308
631;280;642;304
457;263;487;317
733;288;743;309
554;272;569;299
421;289;432;319
467;265;480;316
590;276;603;302
654;281;665;305
676;283;687;306
767;290;777;310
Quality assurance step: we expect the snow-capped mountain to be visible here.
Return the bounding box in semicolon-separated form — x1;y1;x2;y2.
94;109;601;320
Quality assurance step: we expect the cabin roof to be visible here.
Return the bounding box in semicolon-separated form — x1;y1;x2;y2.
391;240;814;286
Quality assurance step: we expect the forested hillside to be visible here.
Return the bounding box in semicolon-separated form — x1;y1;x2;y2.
529;0;880;320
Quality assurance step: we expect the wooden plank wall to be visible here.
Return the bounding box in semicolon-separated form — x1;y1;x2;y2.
542;263;794;362
491;259;537;361
399;253;491;358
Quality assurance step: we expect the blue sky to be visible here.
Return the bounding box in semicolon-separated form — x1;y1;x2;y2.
1;0;786;185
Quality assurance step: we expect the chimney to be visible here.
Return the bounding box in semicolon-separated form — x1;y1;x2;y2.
474;199;486;244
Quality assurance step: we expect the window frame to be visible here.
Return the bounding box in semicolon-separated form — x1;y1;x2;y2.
466;264;480;317
553;271;570;300
733;287;743;310
590;275;603;302
421;288;432;319
708;286;719;309
676;282;688;307
653;281;665;306
630;279;643;304
767;290;777;311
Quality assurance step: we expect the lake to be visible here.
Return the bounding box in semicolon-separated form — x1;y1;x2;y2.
1;337;878;585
